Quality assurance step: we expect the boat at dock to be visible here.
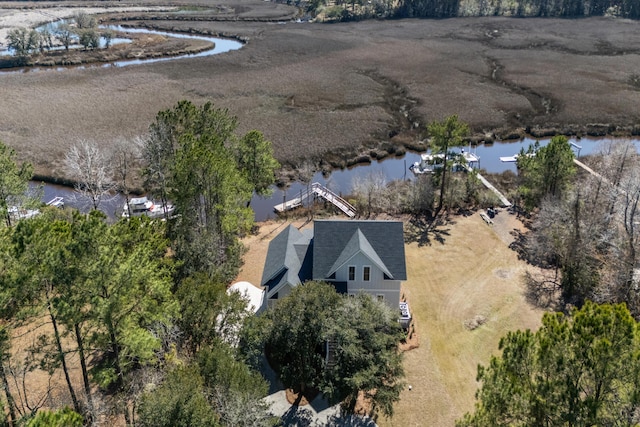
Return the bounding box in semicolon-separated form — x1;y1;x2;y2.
499;154;519;162
409;149;480;175
8;197;65;222
122;197;175;219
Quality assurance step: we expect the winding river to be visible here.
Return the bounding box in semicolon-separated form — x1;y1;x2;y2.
0;25;243;72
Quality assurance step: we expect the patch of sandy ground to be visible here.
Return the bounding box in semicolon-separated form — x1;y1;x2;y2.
235;210;543;426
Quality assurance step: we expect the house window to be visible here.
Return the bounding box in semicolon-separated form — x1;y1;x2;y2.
363;266;371;281
348;266;355;281
377;294;384;302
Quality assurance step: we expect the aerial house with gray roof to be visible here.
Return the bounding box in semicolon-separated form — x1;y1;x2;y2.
260;220;407;311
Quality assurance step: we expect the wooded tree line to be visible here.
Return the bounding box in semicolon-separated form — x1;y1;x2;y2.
0;100;283;426
513;137;640;317
299;0;639;21
396;0;640;19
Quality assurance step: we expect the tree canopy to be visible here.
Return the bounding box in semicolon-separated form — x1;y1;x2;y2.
517;135;576;211
458;302;640;427
254;281;405;420
142;100;279;282
0;140;33;227
427;115;469;217
0;101;279;425
233;130;280;201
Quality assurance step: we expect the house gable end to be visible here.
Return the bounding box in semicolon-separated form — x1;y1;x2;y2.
325;229;392;279
312;220;407;282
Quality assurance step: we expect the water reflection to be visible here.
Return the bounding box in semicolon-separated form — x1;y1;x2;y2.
36;137;640;222
0;25;243;72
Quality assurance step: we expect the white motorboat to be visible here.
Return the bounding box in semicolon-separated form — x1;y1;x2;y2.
122;197;174;219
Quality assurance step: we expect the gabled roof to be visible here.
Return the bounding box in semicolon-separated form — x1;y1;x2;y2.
327;229;392;278
313;220;406;281
260;225;313;297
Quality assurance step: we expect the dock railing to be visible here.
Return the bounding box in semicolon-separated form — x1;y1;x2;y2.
274;182;357;217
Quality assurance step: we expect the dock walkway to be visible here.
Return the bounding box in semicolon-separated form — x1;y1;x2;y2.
462;165;512;207
274;182;357;217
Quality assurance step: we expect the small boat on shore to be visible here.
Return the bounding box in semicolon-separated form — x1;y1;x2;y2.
122;197;174;219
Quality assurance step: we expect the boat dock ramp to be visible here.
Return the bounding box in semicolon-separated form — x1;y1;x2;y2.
461;164;512;208
274;182;357;218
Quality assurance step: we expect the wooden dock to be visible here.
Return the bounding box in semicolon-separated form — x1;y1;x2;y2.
462;165;512;207
274;182;357;217
573;158;612;186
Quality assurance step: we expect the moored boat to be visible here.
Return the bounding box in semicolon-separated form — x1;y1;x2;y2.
410;149;480;175
122;197;174;219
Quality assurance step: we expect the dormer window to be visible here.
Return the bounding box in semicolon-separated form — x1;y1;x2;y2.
348;266;356;281
363;266;371;281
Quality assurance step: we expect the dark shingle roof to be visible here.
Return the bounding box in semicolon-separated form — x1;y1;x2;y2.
261;220;406;298
260;225;313;295
312;220;406;281
327;229;392;277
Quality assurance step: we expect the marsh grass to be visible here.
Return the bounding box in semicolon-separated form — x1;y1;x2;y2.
1;5;640;189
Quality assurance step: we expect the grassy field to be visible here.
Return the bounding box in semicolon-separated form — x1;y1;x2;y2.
1;2;640;186
236;210;543;426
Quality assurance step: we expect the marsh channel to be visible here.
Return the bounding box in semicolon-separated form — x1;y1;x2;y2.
39;136;640;222
0;25;243;72
10;26;637;221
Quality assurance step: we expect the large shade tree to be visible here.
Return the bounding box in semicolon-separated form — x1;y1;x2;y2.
256;282;405;420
